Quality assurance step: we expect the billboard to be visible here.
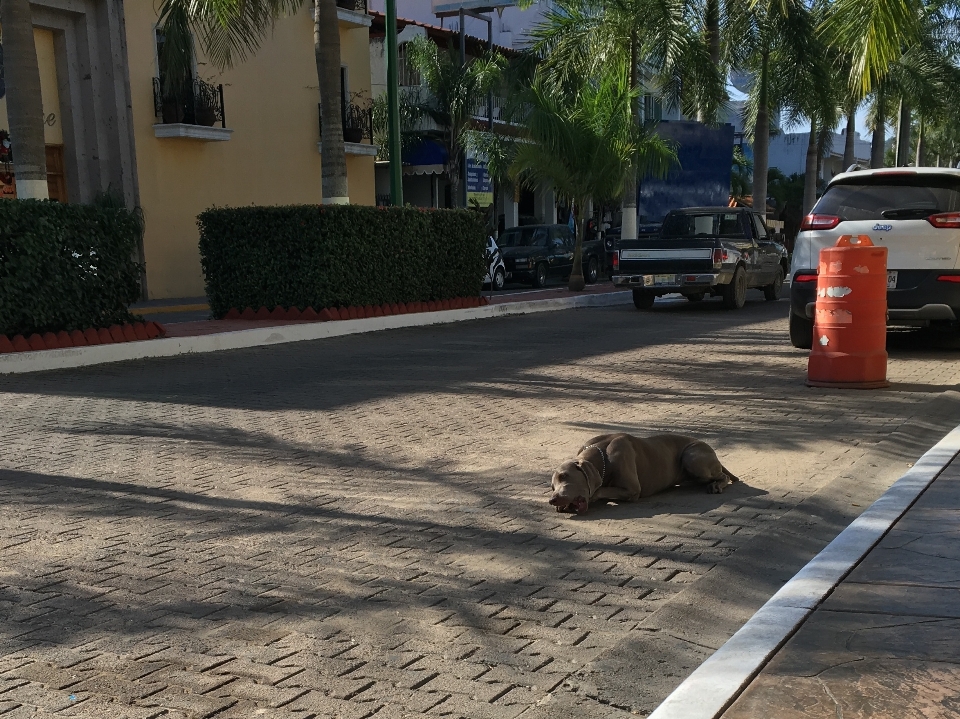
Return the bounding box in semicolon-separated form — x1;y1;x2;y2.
466;157;493;207
638;121;735;222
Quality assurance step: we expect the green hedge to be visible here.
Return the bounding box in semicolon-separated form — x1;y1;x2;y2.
0;199;142;337
198;205;488;318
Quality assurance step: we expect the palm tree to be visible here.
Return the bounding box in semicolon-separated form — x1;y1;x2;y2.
1;0;49;199
525;0;722;239
404;35;503;208
510;67;675;290
157;0;349;203
731;0;818;219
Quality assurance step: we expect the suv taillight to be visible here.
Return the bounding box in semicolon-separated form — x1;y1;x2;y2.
800;214;841;231
712;248;728;268
794;273;818;282
612;251;619;271
927;212;960;228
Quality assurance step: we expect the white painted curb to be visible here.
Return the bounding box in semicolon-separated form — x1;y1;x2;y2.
648;422;960;719
0;290;631;375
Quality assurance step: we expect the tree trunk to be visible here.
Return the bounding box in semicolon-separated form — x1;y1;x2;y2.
842;108;856;170
697;0;720;124
815;127;828;184
1;0;49;199
569;200;586;291
751;51;770;220
620;30;638;241
316;0;349;204
871;86;886;168
895;98;911;167
802;122;817;215
915;118;926;167
706;0;720;66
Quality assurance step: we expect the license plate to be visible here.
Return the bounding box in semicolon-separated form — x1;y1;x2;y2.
654;274;677;286
887;270;898;289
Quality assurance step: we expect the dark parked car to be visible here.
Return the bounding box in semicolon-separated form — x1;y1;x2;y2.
612;207;789;309
499;224;604;288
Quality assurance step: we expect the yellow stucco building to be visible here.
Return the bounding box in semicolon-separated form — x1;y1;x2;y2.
7;0;376;299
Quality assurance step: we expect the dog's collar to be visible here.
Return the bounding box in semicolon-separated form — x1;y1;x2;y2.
580;444;609;487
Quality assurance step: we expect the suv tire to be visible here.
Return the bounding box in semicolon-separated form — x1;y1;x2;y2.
532;263;548;289
789;312;813;349
632;289;655;310
722;266;747;309
586;257;599;284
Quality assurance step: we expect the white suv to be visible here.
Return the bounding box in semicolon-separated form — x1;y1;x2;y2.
789;167;960;348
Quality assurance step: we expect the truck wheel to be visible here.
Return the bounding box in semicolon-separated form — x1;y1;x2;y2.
789;312;813;349
686;293;705;302
586;257;599;284
532;263;548;288
763;267;784;301
721;266;747;310
493;267;505;291
632;289;655;310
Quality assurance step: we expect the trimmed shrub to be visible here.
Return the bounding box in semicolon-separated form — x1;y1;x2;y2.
197;205;487;318
0;199;142;336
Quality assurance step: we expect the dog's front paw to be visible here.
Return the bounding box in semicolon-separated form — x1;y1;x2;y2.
708;479;730;494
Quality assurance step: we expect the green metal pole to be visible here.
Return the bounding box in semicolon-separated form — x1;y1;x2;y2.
386;0;403;205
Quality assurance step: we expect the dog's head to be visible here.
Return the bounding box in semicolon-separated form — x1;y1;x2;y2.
549;459;601;514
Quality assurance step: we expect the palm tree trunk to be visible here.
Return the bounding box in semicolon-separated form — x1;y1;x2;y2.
803;122;817;215
1;0;49;199
706;0;720;66
751;50;770;220
871;86;886;168
815;127;828;184
620;30;638;241
697;0;720;123
842;108;856;170
915;118;926;167
570;200;586;291
895;98;911;167
316;0;349;204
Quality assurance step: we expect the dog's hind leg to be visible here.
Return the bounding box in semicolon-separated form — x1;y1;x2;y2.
681;443;736;494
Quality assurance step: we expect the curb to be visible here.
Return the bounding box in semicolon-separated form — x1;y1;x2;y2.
647;421;960;719
0;290;632;375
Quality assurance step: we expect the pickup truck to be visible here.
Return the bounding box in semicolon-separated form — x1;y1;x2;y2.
499;224;605;288
612;206;789;309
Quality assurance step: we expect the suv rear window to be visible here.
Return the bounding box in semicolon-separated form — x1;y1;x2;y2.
499;227;549;247
814;175;960;221
660;212;745;239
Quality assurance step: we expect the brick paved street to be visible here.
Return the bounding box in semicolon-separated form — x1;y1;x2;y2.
3;294;960;719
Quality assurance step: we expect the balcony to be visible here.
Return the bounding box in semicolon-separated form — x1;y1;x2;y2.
336;0;371;27
318;102;377;156
152;77;232;141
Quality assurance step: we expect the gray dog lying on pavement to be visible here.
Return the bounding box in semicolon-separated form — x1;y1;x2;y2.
549;433;739;514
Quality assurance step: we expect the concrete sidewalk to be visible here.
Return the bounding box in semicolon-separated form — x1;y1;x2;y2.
720;448;960;718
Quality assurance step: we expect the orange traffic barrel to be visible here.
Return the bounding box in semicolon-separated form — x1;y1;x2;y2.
807;235;889;389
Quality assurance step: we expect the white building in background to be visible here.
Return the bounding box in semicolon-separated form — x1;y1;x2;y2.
767;130;871;182
367;0;552;49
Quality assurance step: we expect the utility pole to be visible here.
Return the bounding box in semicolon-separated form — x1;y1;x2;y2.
386;0;403;205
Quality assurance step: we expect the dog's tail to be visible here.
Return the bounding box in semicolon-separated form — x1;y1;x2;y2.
721;464;740;483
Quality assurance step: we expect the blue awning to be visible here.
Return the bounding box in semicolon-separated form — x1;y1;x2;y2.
403;140;448;168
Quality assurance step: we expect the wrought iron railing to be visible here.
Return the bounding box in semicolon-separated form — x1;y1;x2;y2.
153;77;226;128
319;102;374;144
336;0;367;12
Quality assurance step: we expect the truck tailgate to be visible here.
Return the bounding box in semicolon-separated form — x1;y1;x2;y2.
618;240;715;274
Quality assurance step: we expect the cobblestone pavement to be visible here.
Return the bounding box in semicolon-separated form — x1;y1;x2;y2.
3;294;960;719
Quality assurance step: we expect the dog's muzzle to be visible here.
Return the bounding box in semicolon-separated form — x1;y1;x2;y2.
549;494;588;514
